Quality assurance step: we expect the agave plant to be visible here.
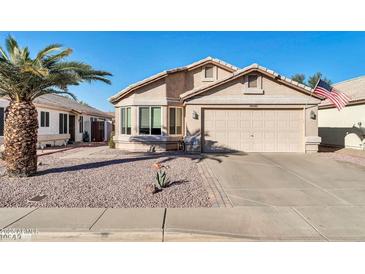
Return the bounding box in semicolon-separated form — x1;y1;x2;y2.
0;35;112;177
155;169;169;189
152;162;170;193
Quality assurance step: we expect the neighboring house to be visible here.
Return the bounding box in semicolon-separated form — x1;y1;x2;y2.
109;57;322;153
318;76;365;150
0;94;113;147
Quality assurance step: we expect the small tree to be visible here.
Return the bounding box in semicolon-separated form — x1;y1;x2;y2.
291;73;305;84
307;72;332;88
291;72;332;89
0;36;112;177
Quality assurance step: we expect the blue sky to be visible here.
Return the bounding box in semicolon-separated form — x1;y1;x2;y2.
1;32;365;111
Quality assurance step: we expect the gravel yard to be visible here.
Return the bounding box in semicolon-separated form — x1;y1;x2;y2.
319;146;365;167
0;146;212;208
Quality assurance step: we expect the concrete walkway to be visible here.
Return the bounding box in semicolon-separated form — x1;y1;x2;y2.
2;206;365;241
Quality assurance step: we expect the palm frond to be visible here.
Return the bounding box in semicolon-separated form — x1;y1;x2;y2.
36;44;63;60
5;35;20;62
0;46;9;61
31;88;77;101
43;48;72;66
21;47;30;60
80;75;112;85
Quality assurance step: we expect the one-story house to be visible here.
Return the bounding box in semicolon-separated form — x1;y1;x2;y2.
109;57;322;153
318;76;365;150
0;94;113;147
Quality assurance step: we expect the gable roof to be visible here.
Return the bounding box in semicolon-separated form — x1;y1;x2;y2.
34;94;112;119
180;63;322;100
109;57;239;103
319;75;365;108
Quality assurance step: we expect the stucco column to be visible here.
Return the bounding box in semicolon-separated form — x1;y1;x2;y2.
184;104;202;152
114;107;120;138
305;105;321;153
161;106;168;136
131;106;138;135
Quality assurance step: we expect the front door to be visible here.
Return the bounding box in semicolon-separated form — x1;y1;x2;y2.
91;120;105;142
69;115;76;143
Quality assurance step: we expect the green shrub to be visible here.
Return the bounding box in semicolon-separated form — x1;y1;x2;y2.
108;132;115;149
82;131;90;142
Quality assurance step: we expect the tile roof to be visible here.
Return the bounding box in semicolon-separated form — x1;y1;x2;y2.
33;94;112;119
320;75;365;107
109;57;239;103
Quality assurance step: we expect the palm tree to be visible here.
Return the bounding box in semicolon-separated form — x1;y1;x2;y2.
0;36;112;177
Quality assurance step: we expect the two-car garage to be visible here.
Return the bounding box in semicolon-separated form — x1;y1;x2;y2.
203;109;304;153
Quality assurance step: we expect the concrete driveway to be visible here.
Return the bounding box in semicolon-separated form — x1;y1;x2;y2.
195;153;365;241
203;153;365;207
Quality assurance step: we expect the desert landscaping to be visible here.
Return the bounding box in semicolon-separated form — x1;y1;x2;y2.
0;146;212;208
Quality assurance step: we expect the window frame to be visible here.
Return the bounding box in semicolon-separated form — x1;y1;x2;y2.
248;74;259;88
138;106;162;136
202;65;215;81
40;111;50;128
120;107;132;135
168;107;183;136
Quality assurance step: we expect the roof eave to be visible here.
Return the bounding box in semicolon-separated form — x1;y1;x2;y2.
109;73;167;103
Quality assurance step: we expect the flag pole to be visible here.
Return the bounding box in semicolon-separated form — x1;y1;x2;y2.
311;77;321;99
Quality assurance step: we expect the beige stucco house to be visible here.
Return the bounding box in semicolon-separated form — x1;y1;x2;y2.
110;57;322;153
319;76;365;150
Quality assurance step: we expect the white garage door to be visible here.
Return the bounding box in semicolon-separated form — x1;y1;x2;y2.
203;109;304;153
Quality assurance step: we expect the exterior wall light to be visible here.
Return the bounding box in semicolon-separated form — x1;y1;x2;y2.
192;111;199;120
310;110;316;120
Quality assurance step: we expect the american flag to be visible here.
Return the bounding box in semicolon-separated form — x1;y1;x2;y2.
313;79;351;110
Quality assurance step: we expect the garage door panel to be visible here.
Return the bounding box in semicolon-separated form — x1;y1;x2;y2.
265;120;276;129
204;120;214;130
215;111;227;119
241;120;251;129
277;120;289;129
227;120;239;129
215;120;226;130
203;109;303;153
252;120;264;129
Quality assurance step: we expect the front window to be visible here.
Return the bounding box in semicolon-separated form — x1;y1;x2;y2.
139;106;161;135
248;74;258;88
59;113;68;134
204;66;214;80
79;116;84;133
169;107;183;135
40;111;50;127
0;107;4;136
121;107;131;135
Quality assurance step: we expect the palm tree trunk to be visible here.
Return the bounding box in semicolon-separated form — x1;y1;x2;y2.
4;101;38;177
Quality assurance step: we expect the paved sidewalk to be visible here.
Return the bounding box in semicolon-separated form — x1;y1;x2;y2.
1;207;365;241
